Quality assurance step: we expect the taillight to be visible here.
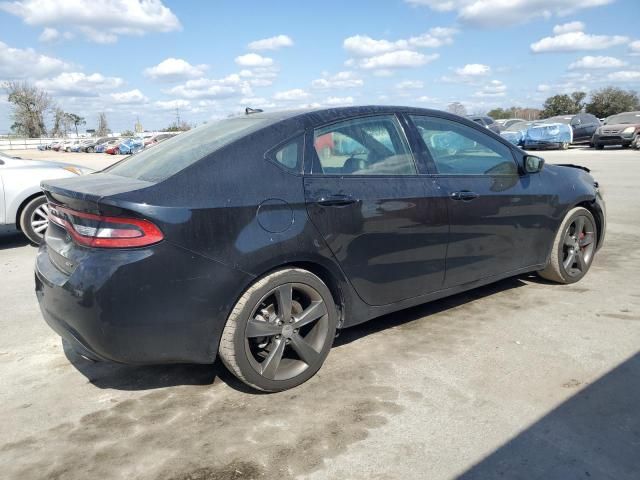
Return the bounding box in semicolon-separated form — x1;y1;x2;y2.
48;204;164;248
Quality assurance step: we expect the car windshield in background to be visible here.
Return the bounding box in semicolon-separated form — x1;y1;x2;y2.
605;113;640;124
505;121;532;131
105;117;271;182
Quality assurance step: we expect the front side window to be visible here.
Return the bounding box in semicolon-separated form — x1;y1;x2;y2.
410;115;518;176
312;115;416;175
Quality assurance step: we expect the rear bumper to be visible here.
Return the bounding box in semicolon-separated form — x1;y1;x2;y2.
35;241;252;364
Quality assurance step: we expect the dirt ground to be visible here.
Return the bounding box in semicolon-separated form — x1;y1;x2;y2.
0;147;638;479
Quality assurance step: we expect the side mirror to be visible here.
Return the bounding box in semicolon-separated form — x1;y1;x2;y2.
524;155;544;174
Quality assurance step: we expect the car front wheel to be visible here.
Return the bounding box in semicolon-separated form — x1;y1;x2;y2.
539;207;597;284
219;268;337;392
19;195;49;245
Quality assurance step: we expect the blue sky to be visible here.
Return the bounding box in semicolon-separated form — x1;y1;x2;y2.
1;0;639;133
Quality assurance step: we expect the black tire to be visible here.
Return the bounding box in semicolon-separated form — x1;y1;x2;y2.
595;143;604;150
87;146;94;153
219;268;337;392
19;195;49;245
539;207;597;284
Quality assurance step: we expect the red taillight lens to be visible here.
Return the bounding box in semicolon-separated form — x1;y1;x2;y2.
48;204;164;248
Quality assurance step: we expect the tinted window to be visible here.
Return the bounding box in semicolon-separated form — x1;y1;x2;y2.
273;140;300;171
106;117;271;182
312;115;416;175
483;117;495;125
410;115;518;176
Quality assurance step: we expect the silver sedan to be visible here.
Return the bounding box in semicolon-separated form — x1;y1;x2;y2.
0;151;93;244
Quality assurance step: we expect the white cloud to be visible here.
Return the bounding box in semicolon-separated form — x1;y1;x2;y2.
404;0;614;28
537;84;552;92
144;58;208;81
238;67;279;87
630;40;640;56
325;96;354;106
0;40;71;79
474;80;507;97
166;75;252;99
38;27;73;42
607;70;640;82
273;89;310;101
247;34;293;50
455;63;491;76
417;95;437;103
154;99;190;110
553;21;585;34
358;51;438;69
110;89;149;104
234;53;274;67
239;97;276;108
343;27;457;56
568;55;627;69
531;30;629;53
311;71;363;89
0;0;181;43
396;80;424;89
35;72;124;96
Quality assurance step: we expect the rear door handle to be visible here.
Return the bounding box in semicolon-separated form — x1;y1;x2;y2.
451;191;479;201
316;194;358;207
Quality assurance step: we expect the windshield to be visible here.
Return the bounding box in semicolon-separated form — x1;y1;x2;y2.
505;121;532;131
105;116;271;182
605;113;640;125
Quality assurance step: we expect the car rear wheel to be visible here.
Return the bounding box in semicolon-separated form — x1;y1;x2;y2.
539;207;597;284
19;195;49;245
561;142;569;150
219;268;337;392
87;146;94;153
595;143;604;150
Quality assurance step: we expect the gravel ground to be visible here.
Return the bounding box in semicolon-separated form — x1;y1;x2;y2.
0;146;638;480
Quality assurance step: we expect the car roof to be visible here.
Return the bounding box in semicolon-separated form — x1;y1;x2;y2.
242;105;465;129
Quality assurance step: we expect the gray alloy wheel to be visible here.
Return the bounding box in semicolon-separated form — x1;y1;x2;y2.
561;142;569;150
219;268;337;392
87;146;94;153
19;195;49;245
539;207;597;284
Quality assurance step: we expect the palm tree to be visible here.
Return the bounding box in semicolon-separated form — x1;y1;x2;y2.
65;113;86;136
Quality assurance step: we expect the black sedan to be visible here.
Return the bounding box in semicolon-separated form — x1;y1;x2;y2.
35;106;606;392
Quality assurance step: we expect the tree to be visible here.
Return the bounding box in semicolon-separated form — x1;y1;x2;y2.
96;112;110;136
541;91;586;118
165;121;192;132
487;107;511;119
586;87;640;118
4;81;51;137
65;113;85;136
50;107;67;137
447;102;467;116
120;129;135;137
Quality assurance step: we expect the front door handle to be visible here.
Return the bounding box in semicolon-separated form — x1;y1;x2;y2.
451;191;479;201
316;194;358;207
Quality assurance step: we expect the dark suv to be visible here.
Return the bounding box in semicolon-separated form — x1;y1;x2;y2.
546;113;600;144
592;111;640;149
467;115;501;134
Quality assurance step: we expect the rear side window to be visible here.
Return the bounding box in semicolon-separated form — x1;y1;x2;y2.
105;117;271;182
269;138;301;173
410;115;517;176
312;115;416;175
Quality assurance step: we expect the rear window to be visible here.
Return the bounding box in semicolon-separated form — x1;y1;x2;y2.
105;117;271;182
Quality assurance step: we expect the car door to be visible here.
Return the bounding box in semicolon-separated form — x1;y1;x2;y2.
570;116;585;142
303;114;448;306
407;114;551;288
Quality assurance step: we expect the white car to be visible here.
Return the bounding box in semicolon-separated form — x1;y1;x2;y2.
0;151;93;244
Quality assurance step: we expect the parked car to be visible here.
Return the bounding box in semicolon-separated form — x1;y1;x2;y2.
36;106;605;392
496;118;527;130
144;133;178;147
591;111;640;149
96;139;121;154
467;115;501;134
118;137;145;155
523;122;573;150
50;141;64;151
545;113;600;144
0;151;93;244
70;140;93;152
499;121;532;147
82;137;112;153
